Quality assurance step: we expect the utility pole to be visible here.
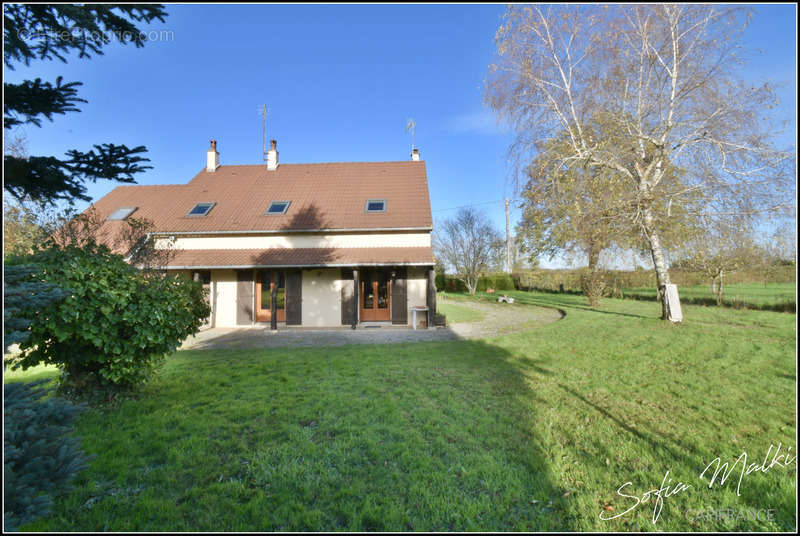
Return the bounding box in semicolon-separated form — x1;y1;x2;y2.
505;198;512;273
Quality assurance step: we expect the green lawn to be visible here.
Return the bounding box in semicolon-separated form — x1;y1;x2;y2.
436;301;486;323
6;291;796;532
623;282;796;310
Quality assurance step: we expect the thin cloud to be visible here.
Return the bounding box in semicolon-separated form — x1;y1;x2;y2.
445;109;505;135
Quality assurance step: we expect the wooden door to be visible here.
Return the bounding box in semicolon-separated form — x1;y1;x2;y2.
360;269;391;321
255;270;286;323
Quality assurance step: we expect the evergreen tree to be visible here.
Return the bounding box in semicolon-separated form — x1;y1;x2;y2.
3;380;92;531
3;263;69;351
3;4;167;203
3;5;169;528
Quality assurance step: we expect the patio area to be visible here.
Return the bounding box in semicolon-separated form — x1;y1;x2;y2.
179;298;563;350
179;324;458;350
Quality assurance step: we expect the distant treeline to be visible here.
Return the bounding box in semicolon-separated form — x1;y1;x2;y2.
436;265;796;312
508;265;796;293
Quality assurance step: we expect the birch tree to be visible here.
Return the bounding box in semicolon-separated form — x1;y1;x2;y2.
486;4;795;319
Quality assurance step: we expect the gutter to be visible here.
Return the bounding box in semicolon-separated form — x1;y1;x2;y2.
160;262;435;270
148;227;433;237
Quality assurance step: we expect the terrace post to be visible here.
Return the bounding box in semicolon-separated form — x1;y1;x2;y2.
352;269;359;329
270;279;278;331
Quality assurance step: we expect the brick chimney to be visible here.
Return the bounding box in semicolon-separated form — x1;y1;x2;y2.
267;139;279;171
411;148;420;161
206;139;219;172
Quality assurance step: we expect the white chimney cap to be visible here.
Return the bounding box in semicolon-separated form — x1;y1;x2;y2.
267;139;279;171
207;139;219;172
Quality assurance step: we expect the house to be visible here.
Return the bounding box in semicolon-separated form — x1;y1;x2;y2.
89;140;436;329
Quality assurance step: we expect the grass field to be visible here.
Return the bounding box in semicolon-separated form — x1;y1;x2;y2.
623;282;796;311
5;291;796;532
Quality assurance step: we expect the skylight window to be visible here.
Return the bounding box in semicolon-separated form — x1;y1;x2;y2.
266;201;290;214
365;199;386;212
107;207;137;221
187;202;216;217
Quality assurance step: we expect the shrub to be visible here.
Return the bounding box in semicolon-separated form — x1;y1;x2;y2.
580;269;608;306
435;272;446;292
3;380;93;531
8;241;211;395
476;273;516;292
442;276;468;293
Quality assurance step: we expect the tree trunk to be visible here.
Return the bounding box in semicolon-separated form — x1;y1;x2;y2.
711;275;718;295
716;269;724;306
642;206;671;320
588;244;601;274
584;242;603;306
465;276;477;295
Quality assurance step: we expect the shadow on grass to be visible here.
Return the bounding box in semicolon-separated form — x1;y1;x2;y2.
18;339;574;532
471;291;655;321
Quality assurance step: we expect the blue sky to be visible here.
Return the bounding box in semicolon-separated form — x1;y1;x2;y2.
4;4;796;268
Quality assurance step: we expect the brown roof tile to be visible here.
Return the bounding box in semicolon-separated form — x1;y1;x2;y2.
89;161;432;235
161;247;434;268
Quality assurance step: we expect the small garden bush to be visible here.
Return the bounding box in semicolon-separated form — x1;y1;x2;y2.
7;241;211;396
3;380;92;531
476;273;515;292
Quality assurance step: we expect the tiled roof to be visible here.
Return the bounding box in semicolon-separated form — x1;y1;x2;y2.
90;161;432;235
160;247;435;268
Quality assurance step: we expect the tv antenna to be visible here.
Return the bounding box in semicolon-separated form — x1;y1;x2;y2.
405;117;416;151
259;104;270;162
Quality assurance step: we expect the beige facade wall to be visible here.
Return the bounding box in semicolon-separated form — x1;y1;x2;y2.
301;269;342;327
206;268;427;328
407;267;428;327
211;269;239;327
154;232;430;251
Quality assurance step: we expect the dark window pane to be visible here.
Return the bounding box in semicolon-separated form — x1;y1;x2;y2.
377;272;388;309
276;287;285;309
363;274;374;309
193;270;211;284
267;202;289;214
260;271;271;311
367;200;385;212
188;202;214;216
276;272;285;309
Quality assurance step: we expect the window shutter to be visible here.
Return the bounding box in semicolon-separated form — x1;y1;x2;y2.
286;270;302;325
340;269;355;325
391;267;407;325
236;270;253;325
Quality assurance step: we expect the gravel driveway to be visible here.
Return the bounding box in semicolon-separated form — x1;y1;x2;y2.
179;298;562;350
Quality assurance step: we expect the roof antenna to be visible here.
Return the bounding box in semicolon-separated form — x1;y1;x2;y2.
405;117;416;151
259;104;270;163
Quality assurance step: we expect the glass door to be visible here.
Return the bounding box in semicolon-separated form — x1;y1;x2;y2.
255;270;286;322
360;269;391;321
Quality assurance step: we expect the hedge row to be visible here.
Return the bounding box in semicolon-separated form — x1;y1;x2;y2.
437;266;793;294
510;265;796;293
621;291;796;313
436;273;516;293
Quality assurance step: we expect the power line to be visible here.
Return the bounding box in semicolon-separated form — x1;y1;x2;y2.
432;199;507;213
